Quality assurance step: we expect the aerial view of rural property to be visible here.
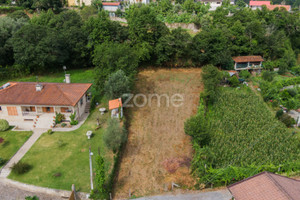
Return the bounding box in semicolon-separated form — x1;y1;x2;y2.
0;0;300;199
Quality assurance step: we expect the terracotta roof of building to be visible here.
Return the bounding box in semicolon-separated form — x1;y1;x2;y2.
228;171;300;200
266;5;291;11
102;2;120;6
249;1;271;6
233;56;264;63
0;82;92;106
109;98;122;110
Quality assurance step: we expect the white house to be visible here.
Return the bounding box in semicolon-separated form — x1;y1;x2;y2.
200;0;234;11
232;56;264;72
129;0;150;4
102;2;122;16
0;76;92;129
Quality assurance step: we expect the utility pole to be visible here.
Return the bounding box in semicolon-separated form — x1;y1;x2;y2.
89;147;94;191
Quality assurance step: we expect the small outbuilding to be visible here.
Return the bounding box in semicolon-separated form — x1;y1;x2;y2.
109;98;123;119
232;56;264;72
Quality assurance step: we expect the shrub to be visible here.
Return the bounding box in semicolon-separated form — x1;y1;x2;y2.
287;89;297;97
104;70;131;99
229;76;239;87
239;70;251;79
11;161;31;174
0;119;9;131
291;65;300;76
262;71;275;82
103;119;125;152
47;129;53;135
0;157;6;166
55;112;65;124
184;114;210;146
278;113;296;127
70;112;78;125
275;110;284;119
7;10;29;20
61;123;67;127
25;196;39;200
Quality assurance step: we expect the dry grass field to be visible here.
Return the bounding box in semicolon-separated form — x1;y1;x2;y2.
114;68;203;199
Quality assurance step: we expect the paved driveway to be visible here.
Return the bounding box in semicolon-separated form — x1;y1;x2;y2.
137;189;232;200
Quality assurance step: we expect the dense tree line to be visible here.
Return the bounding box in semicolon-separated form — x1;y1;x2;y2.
0;3;299;91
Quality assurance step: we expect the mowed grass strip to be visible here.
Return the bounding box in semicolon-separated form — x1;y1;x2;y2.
0;68;94;86
0;129;32;167
8;108;114;192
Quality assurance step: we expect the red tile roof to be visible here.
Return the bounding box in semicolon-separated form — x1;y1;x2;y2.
266;5;291;11
249;1;271;6
109;98;122;110
102;2;120;6
0;82;92;106
233;56;264;63
228;171;300;200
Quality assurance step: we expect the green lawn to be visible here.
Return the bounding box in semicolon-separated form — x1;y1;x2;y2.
8;103;114;192
0;68;95;86
0;129;32;167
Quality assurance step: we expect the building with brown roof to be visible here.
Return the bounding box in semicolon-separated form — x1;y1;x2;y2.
109;98;123;119
0;77;92;129
228;171;300;200
232;55;264;71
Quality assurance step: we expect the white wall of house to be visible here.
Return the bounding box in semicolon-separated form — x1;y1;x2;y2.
75;94;87;120
103;5;121;12
129;0;150;4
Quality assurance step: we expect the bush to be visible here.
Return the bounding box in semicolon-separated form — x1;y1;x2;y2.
70;112;78;125
104;70;131;99
103;119;125;152
61;123;67;127
7;10;30;20
0;119;9;131
25;196;39;200
278;113;296;127
184;114;210;146
262;71;275;82
47;129;53;135
275;110;284;119
0;157;6;166
239;70;251;79
229;76;239;87
55;112;65;124
11;161;31;174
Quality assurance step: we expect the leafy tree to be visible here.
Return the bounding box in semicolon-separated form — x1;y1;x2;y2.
229;76;240;87
191;27;233;68
104;70;130;99
155;28;191;65
93;42;138;93
103;119;125;152
7;10;30;21
239;70;251;79
80;6;98;21
11;24;68;72
236;0;246;8
91;153;108;199
184;114;210;146
84;11;128;49
92;0;102;11
182;0;195;13
262;71;275;82
201;65;222;103
126;5;168;59
0;17;27;67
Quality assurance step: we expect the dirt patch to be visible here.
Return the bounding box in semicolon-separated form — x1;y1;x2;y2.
114;68;203;199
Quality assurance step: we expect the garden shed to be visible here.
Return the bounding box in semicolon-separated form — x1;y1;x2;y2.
109;98;123;119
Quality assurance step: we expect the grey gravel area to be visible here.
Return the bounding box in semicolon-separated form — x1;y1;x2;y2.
0;181;62;200
136;189;232;200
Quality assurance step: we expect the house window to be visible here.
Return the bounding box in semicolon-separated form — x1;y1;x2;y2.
0;106;2;111
80;98;83;106
61;107;72;113
46;107;51;112
217;2;221;4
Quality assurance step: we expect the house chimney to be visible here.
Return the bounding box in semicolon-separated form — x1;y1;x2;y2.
36;83;43;92
65;74;71;84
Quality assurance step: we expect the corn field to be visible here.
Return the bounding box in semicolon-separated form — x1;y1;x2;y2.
192;87;300;186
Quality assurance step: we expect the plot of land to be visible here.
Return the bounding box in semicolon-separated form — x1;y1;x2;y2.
0;129;32;167
114;68;203;198
8;106;113;192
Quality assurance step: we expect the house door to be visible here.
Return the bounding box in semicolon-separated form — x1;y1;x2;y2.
42;107;54;113
7;106;18;116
